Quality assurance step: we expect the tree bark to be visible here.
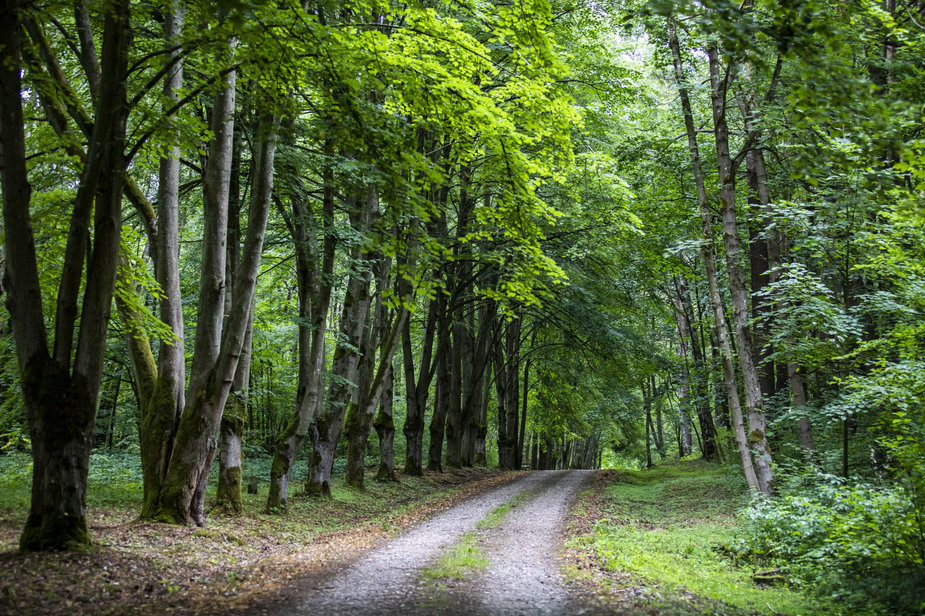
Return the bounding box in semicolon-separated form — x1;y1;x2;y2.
674;275;719;461
265;145;336;510
216;125;248;514
675;305;694;457
374;364;397;481
496;317;521;470
668;18;759;492
518;356;530;469
305;188;377;496
788;361;817;464
217;307;252;513
707;43;774;494
402;298;437;475
345;260;390;488
427;291;451;472
156;111;280;525
2;0;130;551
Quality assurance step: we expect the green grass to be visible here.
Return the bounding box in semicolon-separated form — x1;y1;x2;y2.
424;485;534;580
421;531;487;579
476;489;530;530
585;460;837;615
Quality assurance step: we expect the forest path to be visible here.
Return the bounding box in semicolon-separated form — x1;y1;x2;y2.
279;470;595;616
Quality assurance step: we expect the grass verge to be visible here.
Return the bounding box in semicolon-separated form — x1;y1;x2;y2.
565;460;838;616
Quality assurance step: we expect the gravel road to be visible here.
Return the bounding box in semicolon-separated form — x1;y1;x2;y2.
281;470;594;616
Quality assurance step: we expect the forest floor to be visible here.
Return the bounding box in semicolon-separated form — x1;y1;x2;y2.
0;466;516;616
0;459;831;616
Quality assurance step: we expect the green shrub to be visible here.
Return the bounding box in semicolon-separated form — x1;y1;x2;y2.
734;474;925;614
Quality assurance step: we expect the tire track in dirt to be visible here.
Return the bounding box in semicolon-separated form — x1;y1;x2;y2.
281;472;553;616
472;469;593;615
279;470;596;615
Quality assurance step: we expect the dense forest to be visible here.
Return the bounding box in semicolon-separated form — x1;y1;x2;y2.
0;0;923;612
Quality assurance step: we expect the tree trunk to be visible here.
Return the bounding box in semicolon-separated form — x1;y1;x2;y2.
345;264;388;489
306;262;372;497
156;111;279;525
789;361;817;464
345;226;414;489
518;356;530;469
265;147;336;510
645;388;653;469
458;298;496;467
216;125;247;514
708;43;774;494
305;188;377;496
675;275;719;461
138;0;187;520
444;168;473;468
374;364;397;481
1;0;130;551
496;317;521;470
668;19;759;492
427;292;451;472
444;296;465;467
473;367;491;466
402;299;437;476
216;308;252;513
676;307;694;457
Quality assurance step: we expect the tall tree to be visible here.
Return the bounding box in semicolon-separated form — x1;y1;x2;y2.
1;0;130;550
667;16;760;491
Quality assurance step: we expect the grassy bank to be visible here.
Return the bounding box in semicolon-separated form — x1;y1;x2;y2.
567;460;838;615
0;451;512;616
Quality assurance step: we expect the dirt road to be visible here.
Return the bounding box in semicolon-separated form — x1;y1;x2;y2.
280;470;595;615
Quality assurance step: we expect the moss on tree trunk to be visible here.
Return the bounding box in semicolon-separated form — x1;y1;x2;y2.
216;394;246;514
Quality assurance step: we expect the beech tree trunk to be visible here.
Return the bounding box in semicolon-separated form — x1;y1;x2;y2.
345;262;388;489
137;0;187;521
676;305;694;457
156;110;280;525
444;292;465;467
217;309;252;513
428;291;451;472
216;126;248;514
789;362;817;463
496;317;521;470
518;356;530;469
458;298;497;466
305;188;377;496
402;299;437;475
707;43;774;494
266;148;336;510
674;275;719;461
344;224;414;489
473;366;491;466
374;364;397;481
668;18;759;492
1;0;130;551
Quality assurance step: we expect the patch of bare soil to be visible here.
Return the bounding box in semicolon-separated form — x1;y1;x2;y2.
0;468;516;616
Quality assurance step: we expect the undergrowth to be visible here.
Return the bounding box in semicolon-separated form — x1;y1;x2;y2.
581;460;835;615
